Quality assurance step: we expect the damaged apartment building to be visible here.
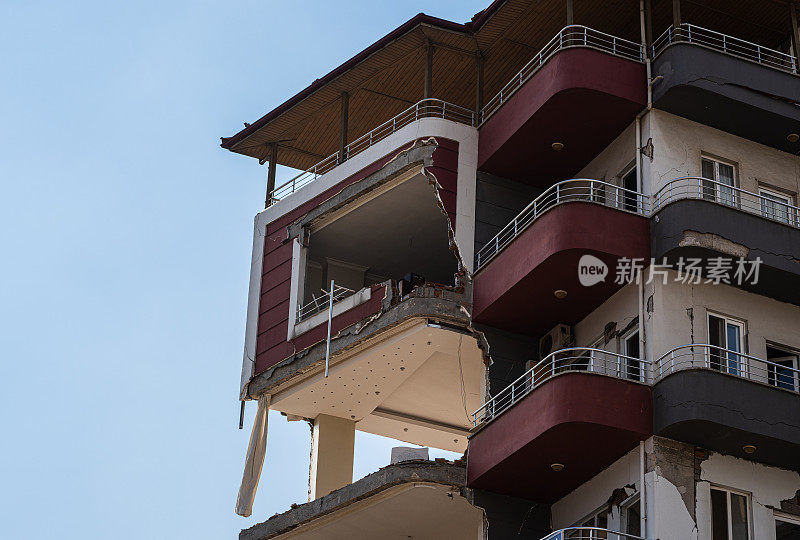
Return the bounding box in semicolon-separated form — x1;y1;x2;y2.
221;1;800;538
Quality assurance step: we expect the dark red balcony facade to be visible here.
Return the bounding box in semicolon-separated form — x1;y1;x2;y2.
472;197;650;336
467;371;652;502
478;37;647;186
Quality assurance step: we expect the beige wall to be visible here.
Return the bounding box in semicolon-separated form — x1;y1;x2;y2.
577;123;637;186
575;283;639;355
649;270;800;378
649;110;800;199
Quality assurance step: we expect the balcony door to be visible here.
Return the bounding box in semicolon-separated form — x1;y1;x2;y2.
708;314;746;376
702;157;737;207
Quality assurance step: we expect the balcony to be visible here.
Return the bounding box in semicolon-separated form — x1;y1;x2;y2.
652;177;800;305
252;283;483;453
653;344;800;471
651;24;800;154
472;179;650;336
269;99;476;204
240;460;484;540
467;348;653;502
478;26;646;185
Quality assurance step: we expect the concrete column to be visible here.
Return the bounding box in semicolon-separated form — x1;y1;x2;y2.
339;92;349;164
566;0;574;25
672;0;681;28
475;54;484;112
309;414;355;500
265;142;277;207
424;41;434;99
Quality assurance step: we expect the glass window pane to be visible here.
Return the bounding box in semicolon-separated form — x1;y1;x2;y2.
726;323;742;375
776;519;800;539
730;493;749;540
718;163;735;186
709;316;725;371
702;159;716;201
711;489;729;540
626;500;641;535
702;159;715;179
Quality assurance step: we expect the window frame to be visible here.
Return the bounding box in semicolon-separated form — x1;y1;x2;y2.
758;187;796;226
701;156;739;208
710;486;752;540
620;494;642;536
569;506;610;539
619;164;639;213
707;312;748;377
775;513;800;539
766;342;800;392
620;327;643;382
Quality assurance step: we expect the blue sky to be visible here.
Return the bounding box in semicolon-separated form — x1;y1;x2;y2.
1;1;486;538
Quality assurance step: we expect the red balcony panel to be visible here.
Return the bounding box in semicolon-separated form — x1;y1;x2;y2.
473;203;649;336
467;373;652;502
478;48;646;185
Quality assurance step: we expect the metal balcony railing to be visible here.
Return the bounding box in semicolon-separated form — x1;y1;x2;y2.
542;528;646;540
653;177;800;229
472;347;650;425
655;344;800;394
270;99;477;204
473;344;799;427
296;284;356;322
475;179;649;271
480;26;645;123
652;23;798;74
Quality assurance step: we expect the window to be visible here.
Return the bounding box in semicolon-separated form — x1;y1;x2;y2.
569;508;609;539
776;514;800;539
702;158;737;207
622;329;642;381
621;166;638;212
767;344;800;392
622;496;642;536
711;487;751;540
708;314;746;376
759;188;795;226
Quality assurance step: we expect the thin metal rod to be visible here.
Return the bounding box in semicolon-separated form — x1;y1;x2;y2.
239;400;246;430
339;92;349;164
324;279;334;378
424;41;434;98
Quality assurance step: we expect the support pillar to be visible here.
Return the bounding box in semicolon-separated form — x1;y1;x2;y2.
424;41;434;99
265;142;277;207
566;0;574;26
645;0;653;48
790;1;800;73
672;0;681;28
308;414;355;500
475;54;484;112
339;92;349;164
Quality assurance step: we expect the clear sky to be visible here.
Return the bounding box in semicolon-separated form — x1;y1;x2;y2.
1;1;487;538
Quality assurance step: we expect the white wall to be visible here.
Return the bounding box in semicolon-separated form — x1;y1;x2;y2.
649;110;800;197
574;283;639;355
697;453;800;540
650;270;800;374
